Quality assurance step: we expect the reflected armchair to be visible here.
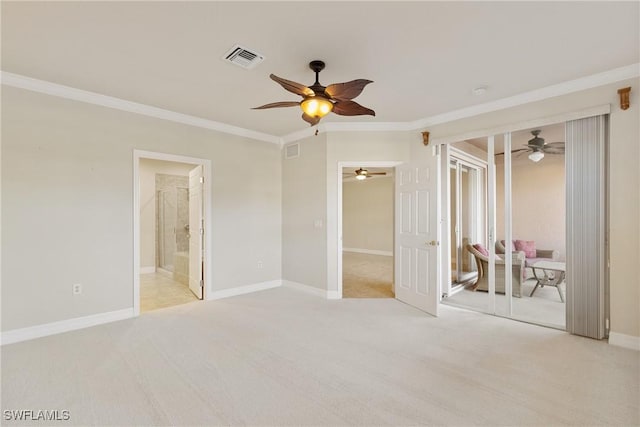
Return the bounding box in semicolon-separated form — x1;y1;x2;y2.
467;244;525;298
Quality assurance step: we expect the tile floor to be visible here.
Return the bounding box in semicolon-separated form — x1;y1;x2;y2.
140;271;198;312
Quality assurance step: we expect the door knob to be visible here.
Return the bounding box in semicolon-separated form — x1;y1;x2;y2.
427;240;439;246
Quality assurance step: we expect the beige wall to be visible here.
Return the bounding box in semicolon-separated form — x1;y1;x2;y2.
2;77;637;340
342;176;394;253
281;136;327;289
139;159;195;270
495;154;566;260
1;87;282;331
427;77;640;339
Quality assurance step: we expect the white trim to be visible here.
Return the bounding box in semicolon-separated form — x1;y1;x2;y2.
4;63;636;146
431;105;611;146
487;136;496;314
281;63;639;143
282;280;335;299
133;150;213;316
1;71;280;145
207;280;281;300
327;290;341;300
608;332;640;351
410;64;636;132
140;266;156;274
1;308;134;346
343;248;393;257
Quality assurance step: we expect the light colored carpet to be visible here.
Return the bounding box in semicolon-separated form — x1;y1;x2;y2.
444;278;566;328
342;252;394;298
2;287;638;426
140;272;197;312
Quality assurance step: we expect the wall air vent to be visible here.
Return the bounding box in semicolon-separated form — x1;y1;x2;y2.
223;45;265;69
285;143;300;159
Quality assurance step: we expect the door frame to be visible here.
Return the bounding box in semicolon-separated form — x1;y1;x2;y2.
336;160;403;299
133;150;213;316
443;147;487;297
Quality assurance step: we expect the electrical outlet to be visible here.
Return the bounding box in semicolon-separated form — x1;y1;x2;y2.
72;284;82;295
257;261;263;269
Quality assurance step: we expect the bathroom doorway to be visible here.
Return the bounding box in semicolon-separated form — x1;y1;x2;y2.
133;151;212;315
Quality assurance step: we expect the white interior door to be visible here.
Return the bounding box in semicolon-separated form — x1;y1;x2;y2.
188;165;204;299
395;150;440;315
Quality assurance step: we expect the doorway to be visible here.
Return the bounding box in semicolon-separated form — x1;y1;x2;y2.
447;151;485;294
133;150;212;315
337;161;402;299
341;166;395;298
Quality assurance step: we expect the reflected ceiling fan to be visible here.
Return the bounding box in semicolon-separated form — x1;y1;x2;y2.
252;60;375;126
498;130;565;162
343;168;387;180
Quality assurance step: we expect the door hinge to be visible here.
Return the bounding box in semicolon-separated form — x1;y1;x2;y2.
199;176;204;184
199;279;204;288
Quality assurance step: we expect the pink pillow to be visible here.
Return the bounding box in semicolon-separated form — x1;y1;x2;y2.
514;240;536;258
472;244;489;257
500;240;516;251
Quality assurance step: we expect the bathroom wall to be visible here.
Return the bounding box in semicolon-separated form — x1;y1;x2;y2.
139;159;194;272
156;173;189;271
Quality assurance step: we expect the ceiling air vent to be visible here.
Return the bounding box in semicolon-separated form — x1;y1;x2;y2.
223;45;265;69
285;143;300;159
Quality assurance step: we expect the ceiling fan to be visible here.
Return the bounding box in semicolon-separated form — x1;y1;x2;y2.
343;168;387;180
252;60;375;126
498;130;565;162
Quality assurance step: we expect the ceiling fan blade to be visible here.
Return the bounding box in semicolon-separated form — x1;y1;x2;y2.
252;101;300;110
270;74;314;97
332;100;376;116
302;113;320;126
543;147;565;154
325;79;373;101
495;148;529;156
368;172;387;175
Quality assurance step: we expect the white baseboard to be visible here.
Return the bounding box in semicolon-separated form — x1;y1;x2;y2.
207;280;281;301
326;290;341;300
1;308;134;346
343;248;393;257
608;332;640;351
282;280;341;299
140;266;156;274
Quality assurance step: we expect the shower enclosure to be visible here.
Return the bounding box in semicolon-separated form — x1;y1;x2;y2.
156;174;189;282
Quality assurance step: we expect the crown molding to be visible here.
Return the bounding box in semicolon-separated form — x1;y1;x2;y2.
280;62;640;143
408;63;639;130
3;63;638;147
0;71;281;145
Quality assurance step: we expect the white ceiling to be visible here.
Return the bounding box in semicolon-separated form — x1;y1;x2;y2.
2;2;638;137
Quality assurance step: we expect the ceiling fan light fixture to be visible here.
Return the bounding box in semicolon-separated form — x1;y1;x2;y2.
528;151;544;162
355;174;367;180
301;96;333;118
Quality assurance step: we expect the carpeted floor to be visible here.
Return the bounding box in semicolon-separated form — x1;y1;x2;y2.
342;251;394;298
2;286;638;426
444;278;566;328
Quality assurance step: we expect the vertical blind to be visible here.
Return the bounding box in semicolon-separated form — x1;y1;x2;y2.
565;115;608;339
